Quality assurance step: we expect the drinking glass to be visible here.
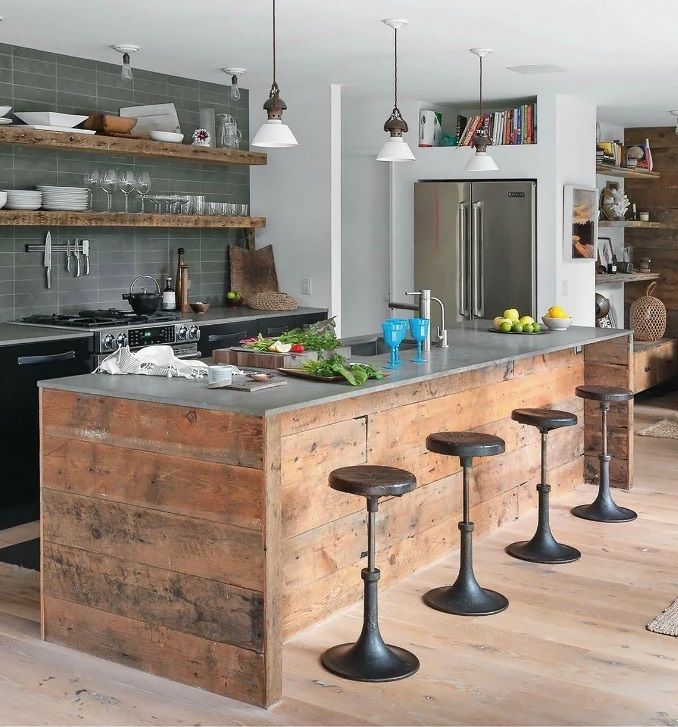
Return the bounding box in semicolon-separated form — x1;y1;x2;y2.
118;170;136;212
409;318;430;363
382;320;401;370
238;203;249;216
134;172;151;212
84;170;99;210
100;169;118;212
390;319;408;364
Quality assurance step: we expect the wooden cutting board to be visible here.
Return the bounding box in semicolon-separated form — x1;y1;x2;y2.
212;347;319;369
229;244;279;299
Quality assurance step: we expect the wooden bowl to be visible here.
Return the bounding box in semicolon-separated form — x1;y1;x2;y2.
190;302;211;314
226;297;244;308
83;114;138;136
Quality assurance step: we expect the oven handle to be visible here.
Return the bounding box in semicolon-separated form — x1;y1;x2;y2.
18;350;76;366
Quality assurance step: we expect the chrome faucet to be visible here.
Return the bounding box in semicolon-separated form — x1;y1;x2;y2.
388;288;448;351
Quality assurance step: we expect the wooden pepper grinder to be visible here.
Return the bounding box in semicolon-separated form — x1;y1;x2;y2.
174;247;185;311
179;262;190;313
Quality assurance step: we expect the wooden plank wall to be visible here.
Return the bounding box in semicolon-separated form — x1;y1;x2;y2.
583;336;634;490
39;389;277;708
277;349;587;638
625;127;678;337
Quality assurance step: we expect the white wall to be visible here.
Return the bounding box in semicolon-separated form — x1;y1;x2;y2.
249;84;342;332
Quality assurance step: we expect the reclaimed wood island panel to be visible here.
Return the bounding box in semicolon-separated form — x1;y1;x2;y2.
38;324;633;708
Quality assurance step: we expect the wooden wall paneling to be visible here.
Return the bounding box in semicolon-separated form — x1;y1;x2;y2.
583;336;633;489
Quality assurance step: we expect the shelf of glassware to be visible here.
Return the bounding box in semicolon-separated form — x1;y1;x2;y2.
0;126;267;167
0;210;266;228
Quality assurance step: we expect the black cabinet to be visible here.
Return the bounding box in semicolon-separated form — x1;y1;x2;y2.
198;320;259;358
258;312;327;338
0;337;91;528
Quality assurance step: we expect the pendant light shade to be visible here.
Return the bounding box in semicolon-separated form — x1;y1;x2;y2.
252;0;298;148
464;48;498;172
377;18;414;163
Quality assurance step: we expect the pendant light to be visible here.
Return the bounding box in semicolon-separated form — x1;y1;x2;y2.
464;48;499;172
112;44;140;81
252;0;298;148
222;67;246;102
377;18;415;162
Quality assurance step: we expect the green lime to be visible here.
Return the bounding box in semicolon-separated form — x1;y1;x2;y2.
500;321;512;333
532;322;541;332
523;323;534;334
512;322;524;333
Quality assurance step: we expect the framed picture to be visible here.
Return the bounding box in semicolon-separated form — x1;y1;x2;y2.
597;236;614;268
563;185;598;260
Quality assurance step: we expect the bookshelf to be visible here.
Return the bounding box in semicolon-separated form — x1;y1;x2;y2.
595;164;660;180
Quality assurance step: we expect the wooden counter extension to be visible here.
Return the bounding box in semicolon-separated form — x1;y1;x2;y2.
39;333;633;708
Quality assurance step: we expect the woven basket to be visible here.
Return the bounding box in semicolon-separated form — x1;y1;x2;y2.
247;291;298;311
630;282;666;342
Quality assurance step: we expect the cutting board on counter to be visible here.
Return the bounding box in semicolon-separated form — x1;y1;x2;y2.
213;345;350;370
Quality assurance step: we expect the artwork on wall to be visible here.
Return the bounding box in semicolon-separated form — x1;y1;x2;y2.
563;185;597;261
597;236;615;268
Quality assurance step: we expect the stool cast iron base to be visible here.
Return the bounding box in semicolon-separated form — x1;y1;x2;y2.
424;581;509;617
321;637;420;683
571;500;637;523
505;537;581;564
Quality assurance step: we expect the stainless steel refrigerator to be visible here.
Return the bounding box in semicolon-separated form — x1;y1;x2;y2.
414;180;536;326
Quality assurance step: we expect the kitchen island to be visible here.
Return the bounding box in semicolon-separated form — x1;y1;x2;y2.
38;323;634;708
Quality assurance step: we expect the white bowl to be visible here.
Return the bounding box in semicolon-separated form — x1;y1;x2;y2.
0;106;11;117
542;315;573;331
14;112;88;128
149;130;184;143
0;191;7;209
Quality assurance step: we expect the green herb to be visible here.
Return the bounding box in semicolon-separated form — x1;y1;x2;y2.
243;318;340;353
302;354;385;386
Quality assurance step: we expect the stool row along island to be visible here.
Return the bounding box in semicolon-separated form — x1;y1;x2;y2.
37;321;635;707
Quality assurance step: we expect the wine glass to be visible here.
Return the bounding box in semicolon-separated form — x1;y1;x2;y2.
100;169;118;212
84;170;99;210
409;318;430;363
118;170;136;213
382;320;401;370
393;319;409;364
134;172;151;212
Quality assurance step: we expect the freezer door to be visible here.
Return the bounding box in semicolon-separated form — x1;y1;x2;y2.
414;181;471;326
471;181;536;319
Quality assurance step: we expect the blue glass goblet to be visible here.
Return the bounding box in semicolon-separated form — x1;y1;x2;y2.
409;317;430;363
382;320;400;370
393;319;409;364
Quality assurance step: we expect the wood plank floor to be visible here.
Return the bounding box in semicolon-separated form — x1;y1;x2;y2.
1;387;677;726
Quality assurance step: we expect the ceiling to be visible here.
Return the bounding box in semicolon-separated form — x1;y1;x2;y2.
1;0;676;128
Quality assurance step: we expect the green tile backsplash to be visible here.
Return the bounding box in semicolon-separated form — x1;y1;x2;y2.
0;43;250;321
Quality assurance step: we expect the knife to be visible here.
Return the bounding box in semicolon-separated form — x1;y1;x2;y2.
44;230;52;289
74;239;81;278
65;239;71;273
81;239;90;275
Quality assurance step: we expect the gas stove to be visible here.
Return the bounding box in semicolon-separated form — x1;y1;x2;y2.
19;308;202;366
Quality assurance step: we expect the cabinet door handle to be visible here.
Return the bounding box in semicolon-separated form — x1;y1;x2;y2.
208;331;248;343
18;350;76;366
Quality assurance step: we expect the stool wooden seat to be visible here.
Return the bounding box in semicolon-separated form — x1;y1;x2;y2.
329;465;416;499
511;408;578;432
575;385;634;403
572;385;637;523
423;432;508;617
426;431;504;460
321;465;419;682
506;408;581;564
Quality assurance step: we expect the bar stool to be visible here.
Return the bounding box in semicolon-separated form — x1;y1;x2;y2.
506;408;581;563
423;432;509;616
571;385;637;523
320;465;420;682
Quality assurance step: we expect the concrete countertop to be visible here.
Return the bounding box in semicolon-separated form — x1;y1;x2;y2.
38;322;631;417
177;306;327;325
0;323;92;348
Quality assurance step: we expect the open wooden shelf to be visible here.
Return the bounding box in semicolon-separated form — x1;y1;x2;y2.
595;272;659;285
596;164;660;179
0;210;265;228
0;126;267;167
599;220;663;228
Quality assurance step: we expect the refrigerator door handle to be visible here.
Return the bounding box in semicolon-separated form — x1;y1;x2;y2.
471;201;484;318
458;202;469;317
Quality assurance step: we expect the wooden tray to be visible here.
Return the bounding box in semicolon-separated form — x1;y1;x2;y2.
277;367;344;383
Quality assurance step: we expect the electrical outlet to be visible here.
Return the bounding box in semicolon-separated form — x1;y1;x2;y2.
301;277;312;296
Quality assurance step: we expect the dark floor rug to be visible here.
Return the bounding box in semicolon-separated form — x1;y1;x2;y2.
0;538;39;571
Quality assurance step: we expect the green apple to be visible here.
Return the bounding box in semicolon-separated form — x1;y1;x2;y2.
226;291;237;299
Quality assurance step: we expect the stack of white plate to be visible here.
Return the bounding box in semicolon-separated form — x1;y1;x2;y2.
37;185;89;211
4;190;42;210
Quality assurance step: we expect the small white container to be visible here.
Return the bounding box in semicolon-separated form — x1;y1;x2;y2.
207;364;235;388
149;130;184;143
542;315;573;331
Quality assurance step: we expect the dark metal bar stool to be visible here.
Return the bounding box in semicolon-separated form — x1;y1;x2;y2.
423;432;509;616
320;465;420;682
571;385;637;523
506;408;581;563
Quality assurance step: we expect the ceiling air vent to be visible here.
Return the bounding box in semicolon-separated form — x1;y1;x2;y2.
507;64;567;75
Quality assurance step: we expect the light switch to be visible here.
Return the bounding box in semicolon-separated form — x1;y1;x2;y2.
302;277;312;295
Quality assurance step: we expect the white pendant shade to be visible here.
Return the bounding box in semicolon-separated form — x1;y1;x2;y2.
464;149;499;172
377;136;415;162
251;119;299;148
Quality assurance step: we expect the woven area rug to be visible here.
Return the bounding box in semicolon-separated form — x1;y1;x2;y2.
647;598;678;637
637;418;678;440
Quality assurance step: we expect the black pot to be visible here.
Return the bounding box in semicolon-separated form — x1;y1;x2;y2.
123;275;161;315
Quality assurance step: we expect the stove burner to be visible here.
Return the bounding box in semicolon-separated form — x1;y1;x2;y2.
22;309;181;328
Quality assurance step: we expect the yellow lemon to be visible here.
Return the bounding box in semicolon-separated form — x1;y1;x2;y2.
548;305;568;319
503;308;520;323
493;316;505;330
519;315;534;326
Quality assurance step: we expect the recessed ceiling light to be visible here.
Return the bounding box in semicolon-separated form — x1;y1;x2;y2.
507;64;567;75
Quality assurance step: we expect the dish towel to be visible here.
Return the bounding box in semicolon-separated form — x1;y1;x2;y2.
95;345;208;379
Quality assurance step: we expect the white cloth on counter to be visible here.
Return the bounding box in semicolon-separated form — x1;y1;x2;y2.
95;345;209;379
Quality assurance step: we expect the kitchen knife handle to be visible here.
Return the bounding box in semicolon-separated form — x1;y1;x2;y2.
75;241;81;277
458;202;469;317
83;240;90;275
46;267;51;289
66;240;71;272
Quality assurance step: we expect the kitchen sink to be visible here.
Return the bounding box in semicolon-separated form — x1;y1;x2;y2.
349;337;417;357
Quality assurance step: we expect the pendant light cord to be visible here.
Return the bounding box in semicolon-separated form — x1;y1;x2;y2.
393;25;398;109
272;0;277;86
478;54;483;118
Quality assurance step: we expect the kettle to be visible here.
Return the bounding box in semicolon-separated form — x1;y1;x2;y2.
122;275;161;315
